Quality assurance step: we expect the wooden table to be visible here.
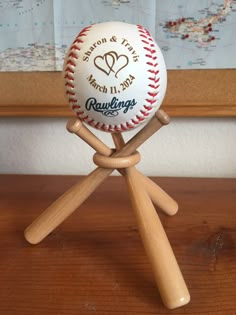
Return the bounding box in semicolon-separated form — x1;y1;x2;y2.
0;175;235;314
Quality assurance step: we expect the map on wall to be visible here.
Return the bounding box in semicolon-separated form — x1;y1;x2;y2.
156;0;236;69
0;0;236;71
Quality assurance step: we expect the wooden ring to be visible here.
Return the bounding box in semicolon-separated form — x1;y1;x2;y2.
93;151;140;169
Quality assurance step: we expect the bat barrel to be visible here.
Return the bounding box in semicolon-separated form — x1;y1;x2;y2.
125;166;190;309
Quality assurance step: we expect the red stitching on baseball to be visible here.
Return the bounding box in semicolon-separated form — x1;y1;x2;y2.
72;39;84;45
149;85;160;90
87;119;94;125
65;82;74;88
72;105;80;110
64;74;74;80
77;111;84;115
146;99;156;104
149;76;159;81
147;62;158;66
134;24;161;129
101;124;106;131
64;23;161;132
70;44;80;51
148;92;158;97
66;91;75;96
65;67;74;74
137;116;145;122
67;60;76;67
145;53;153;59
126;123;133;129
148;69;159;74
140;34;148;39
64;25;92;124
149;78;160;85
131;119;139;125
140;110;150;116
137;26;146;32
69;52;78;59
144;47;156;53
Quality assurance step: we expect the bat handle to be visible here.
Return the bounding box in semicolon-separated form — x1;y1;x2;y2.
125;167;190;309
24;167;112;244
67;118;112;156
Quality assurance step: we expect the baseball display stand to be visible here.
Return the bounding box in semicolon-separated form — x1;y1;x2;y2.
24;22;190;309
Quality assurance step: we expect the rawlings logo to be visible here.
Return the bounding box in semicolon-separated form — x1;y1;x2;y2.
85;96;137;117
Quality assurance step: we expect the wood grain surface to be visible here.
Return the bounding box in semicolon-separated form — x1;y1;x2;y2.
0;175;236;314
0;70;236;117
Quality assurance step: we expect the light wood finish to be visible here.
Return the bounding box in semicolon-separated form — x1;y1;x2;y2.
67;116;178;215
139;172;178;215
111;132;189;308
24;109;187;309
93;151;140;169
24;167;113;244
67;118;112;156
116;110;170;157
1;175;236;314
125;167;190;309
1;70;236;117
112;132;178;216
25;110;169;245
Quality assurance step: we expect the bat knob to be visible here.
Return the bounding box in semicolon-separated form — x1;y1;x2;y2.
156;109;170;125
67;118;83;133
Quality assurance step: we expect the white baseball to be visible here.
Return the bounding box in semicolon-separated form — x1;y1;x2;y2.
63;21;167;132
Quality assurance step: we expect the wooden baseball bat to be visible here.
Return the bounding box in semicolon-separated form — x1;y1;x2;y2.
67;115;178;216
112;132;190;308
24;110;169;244
111;132;178;216
124;166;190;309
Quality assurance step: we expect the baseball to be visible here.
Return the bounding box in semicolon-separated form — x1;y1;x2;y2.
63;21;167;132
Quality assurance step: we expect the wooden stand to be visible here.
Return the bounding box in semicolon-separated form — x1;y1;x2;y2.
24;109;190;309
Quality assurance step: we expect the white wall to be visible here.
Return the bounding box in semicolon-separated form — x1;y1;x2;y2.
0;117;235;178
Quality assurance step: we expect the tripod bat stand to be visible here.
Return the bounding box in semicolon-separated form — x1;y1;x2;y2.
24;109;190;309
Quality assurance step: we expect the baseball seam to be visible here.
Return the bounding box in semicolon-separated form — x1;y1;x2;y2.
64;26;92;116
64;24;160;132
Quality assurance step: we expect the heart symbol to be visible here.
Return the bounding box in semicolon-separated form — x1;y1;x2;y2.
94;51;129;78
94;54;115;76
